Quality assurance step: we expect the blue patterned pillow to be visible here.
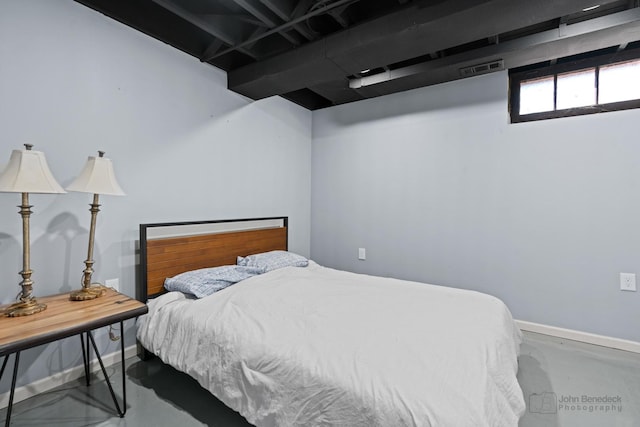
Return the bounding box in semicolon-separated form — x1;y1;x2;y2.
164;265;264;298
237;250;308;272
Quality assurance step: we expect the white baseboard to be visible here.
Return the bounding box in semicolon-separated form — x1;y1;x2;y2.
516;320;640;354
0;345;137;409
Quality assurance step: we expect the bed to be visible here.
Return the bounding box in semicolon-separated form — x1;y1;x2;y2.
136;217;525;426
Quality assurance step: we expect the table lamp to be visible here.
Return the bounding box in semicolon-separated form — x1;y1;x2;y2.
0;144;65;316
67;151;125;301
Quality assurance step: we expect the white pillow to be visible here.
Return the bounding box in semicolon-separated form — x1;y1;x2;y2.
237;250;308;272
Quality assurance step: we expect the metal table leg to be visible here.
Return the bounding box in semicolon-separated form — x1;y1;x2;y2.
0;356;8;382
80;333;90;386
3;325;128;425
119;322;126;416
87;331;125;417
4;352;20;427
0;355;9;427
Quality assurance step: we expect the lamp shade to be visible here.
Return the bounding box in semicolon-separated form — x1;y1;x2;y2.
66;152;125;196
0;146;65;193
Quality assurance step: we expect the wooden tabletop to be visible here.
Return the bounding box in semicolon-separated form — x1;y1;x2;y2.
0;289;148;356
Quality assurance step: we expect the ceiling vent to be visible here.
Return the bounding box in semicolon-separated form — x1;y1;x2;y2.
459;59;504;77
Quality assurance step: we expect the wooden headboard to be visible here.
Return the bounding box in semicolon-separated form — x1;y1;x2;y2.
138;217;288;301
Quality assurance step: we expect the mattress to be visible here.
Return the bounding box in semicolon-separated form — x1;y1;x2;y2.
137;262;525;426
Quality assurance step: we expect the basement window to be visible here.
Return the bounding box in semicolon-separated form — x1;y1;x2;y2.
509;47;640;123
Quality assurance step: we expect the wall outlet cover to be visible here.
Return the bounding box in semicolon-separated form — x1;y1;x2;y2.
620;273;636;292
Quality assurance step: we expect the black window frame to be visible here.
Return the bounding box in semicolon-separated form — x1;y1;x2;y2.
509;47;640;123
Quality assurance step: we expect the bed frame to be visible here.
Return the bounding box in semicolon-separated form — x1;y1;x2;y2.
138;217;288;302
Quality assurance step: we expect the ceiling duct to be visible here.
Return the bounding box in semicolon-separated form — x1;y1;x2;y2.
459;59;505;77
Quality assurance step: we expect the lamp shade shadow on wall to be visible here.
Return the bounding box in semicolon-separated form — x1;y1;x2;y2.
0;144;65;317
66;151;125;301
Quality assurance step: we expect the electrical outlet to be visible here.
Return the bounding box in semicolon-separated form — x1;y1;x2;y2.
620;273;636;292
358;248;366;260
105;278;120;292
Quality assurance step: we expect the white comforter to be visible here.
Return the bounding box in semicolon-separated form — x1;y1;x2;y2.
137;262;525;427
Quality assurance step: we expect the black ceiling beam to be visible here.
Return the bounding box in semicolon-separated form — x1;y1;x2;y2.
350;8;640;102
228;0;625;100
230;0;304;46
327;5;350;28
204;0;361;62
151;0;258;58
281;88;333;109
259;0;316;40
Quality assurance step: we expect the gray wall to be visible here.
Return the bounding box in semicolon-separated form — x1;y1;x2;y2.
312;71;640;342
0;0;311;393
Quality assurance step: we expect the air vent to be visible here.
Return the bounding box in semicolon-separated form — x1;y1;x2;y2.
459;59;504;77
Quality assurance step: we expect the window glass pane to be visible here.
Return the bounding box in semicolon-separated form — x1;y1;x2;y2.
519;76;554;114
556;68;596;109
599;59;640;104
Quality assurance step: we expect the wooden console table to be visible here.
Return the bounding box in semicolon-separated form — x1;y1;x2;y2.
0;289;148;426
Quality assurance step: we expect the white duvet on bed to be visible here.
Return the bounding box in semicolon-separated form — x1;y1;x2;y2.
137;262;525;427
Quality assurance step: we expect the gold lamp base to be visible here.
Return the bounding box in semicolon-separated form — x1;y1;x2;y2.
69;284;107;301
5;299;47;317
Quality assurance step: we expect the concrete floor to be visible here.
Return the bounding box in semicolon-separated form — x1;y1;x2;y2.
1;331;639;426
517;332;640;427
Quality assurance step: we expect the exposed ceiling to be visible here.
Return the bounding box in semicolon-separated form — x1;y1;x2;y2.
75;0;640;110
